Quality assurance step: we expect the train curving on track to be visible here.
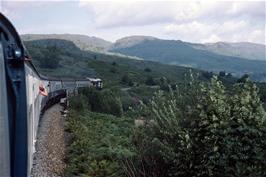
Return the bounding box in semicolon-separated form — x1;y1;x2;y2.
0;13;102;177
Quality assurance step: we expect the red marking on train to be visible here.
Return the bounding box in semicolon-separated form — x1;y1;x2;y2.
39;84;48;96
23;56;32;61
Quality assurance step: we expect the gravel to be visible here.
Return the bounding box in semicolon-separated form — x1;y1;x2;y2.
31;104;66;177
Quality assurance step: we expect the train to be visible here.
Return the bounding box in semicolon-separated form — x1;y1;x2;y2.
0;13;102;177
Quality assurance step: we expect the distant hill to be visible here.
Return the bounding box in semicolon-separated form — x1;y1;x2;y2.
190;42;266;61
23;39;207;85
22;34;265;61
111;36;266;61
21;34;112;52
21;34;266;81
110;36;266;77
111;35;157;49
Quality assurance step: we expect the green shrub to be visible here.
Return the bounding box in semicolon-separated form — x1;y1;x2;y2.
144;67;151;72
78;87;123;116
132;75;266;177
109;67;117;73
145;76;156;86
69;94;88;112
65;111;135;177
121;74;134;87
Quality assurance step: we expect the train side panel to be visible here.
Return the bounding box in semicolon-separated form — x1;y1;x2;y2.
0;42;10;177
25;64;44;175
62;80;76;94
76;80;92;87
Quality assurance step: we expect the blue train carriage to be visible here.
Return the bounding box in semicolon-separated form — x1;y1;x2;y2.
0;13;64;177
0;12;35;176
0;12;103;177
0;18;10;177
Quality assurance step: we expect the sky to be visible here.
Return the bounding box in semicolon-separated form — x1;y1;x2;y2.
0;0;265;44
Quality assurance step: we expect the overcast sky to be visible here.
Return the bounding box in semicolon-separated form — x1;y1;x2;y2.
0;0;265;44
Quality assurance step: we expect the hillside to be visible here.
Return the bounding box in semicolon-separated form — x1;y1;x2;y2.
22;34;266;80
22;34;112;52
111;35;157;49
24;39;205;85
110;37;266;78
111;36;266;61
190;42;266;61
22;34;266;61
24;38;266;109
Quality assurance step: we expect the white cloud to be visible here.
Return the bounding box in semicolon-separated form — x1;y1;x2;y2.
79;1;264;27
163;18;264;44
201;34;222;43
1;0;265;44
79;1;179;28
165;21;215;35
220;20;248;33
247;30;265;44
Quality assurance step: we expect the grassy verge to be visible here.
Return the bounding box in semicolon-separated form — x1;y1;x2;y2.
65;110;135;177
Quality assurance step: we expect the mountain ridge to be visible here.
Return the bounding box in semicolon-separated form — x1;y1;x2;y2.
110;38;266;77
21;34;266;81
21;34;266;61
21;34;112;52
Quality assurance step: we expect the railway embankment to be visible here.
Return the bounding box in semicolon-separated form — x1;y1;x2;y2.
31;104;66;177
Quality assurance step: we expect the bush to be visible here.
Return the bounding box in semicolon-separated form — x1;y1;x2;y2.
145;76;156;86
121;74;134;87
128;80;134;87
65;111;135;177
144;67;151;72
121;74;130;84
110;67;117;73
78;87;123;117
69;94;87;112
132;75;266;177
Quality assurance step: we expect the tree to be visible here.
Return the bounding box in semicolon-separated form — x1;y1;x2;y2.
145;76;156;86
202;71;213;80
237;74;249;83
110;67;117;73
219;71;226;77
128;80;134;87
224;78;266;176
144;67;151;72
159;77;169;91
121;74;130;84
132;75;266;177
78;87;123;117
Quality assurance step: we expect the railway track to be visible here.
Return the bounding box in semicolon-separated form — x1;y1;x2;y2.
31;104;66;177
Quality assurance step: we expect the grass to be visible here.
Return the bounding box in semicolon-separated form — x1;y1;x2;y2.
65;110;135;177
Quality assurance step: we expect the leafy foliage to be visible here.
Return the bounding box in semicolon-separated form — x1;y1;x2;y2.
145;76;156;86
78;87;123;117
132;75;266;177
65;111;135;177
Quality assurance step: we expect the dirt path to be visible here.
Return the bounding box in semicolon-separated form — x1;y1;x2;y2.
31;104;66;177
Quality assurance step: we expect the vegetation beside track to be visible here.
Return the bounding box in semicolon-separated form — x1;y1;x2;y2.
66;75;266;177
